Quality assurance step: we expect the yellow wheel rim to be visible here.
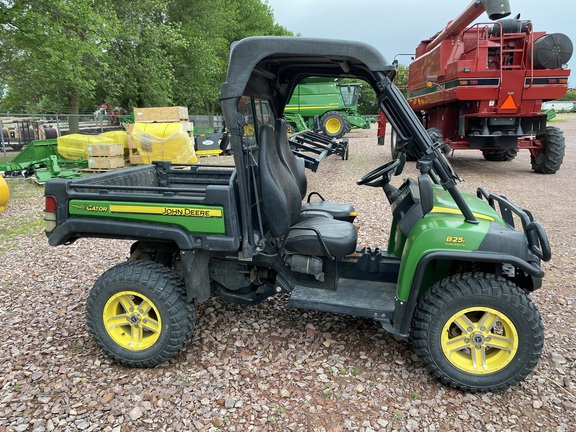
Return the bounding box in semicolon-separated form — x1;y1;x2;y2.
103;291;162;351
325;117;342;134
441;306;518;374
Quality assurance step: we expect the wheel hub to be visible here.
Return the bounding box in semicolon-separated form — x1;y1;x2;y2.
441;306;519;374
326;118;342;134
102;291;162;351
471;332;485;345
128;313;141;326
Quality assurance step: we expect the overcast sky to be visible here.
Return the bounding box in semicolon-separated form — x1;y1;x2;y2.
266;0;574;84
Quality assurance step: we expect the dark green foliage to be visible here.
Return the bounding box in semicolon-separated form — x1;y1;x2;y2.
559;89;576;102
0;0;292;116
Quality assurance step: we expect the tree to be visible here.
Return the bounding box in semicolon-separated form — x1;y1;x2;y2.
394;64;410;98
0;0;120;130
167;0;229;118
96;0;185;110
559;90;576;101
0;0;294;126
168;0;292;121
358;86;378;115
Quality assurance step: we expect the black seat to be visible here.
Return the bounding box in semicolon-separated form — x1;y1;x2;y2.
275;118;356;222
258;123;357;257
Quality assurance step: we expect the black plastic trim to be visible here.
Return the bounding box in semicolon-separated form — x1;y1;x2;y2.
47;218;239;251
393;251;545;336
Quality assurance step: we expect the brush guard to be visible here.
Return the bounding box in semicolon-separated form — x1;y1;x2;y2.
477;187;551;262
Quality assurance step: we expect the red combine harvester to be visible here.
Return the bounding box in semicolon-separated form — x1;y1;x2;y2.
388;0;573;173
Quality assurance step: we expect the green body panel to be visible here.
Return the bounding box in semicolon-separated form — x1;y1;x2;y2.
69;200;226;234
285;81;344;117
392;186;507;301
11;139;60;164
283;112;308;132
346;114;371;129
433;187;505;224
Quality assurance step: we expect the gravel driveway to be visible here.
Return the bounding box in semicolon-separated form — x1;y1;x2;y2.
1;115;575;431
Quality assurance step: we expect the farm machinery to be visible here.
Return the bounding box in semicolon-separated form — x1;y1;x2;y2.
284;77;370;139
386;0;572;173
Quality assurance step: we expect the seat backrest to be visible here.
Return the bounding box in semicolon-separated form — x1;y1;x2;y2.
275;118;307;200
258;123;302;237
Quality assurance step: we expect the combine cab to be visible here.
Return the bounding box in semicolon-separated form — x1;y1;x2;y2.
391;0;572;173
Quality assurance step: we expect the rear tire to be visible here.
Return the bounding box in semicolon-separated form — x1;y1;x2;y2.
320;111;348;139
531;126;565;174
86;261;195;367
482;149;518;161
411;273;543;392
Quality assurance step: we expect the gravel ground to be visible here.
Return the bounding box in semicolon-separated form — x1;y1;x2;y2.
1;115;575;431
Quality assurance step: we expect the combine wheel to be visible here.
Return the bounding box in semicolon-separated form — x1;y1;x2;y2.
482;149;518;162
411;273;543;392
86;261;195;367
390;128;422;161
531;126;565;174
390;128;401;159
320;111;348;138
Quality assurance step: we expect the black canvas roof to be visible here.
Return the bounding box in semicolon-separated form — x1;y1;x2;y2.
220;36;395;108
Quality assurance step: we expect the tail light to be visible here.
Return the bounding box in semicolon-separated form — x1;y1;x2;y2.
44;195;57;232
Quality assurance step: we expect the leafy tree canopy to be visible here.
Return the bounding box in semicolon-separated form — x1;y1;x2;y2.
0;0;292;119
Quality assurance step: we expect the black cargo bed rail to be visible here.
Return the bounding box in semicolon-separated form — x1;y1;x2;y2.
63;161;237;200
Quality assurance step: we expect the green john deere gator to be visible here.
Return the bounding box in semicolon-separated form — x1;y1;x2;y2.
44;36;550;392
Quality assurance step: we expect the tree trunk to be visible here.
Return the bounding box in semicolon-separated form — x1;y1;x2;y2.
68;92;81;133
205;101;215;130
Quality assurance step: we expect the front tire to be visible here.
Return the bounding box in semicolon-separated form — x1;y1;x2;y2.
320;111;348;138
531;126;565;174
411;273;543;392
482;148;518;162
86;261;195;367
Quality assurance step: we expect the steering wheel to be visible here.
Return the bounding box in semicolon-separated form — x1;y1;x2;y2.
356;159;401;187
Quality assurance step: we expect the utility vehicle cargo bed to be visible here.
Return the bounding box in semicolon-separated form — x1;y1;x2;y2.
44;162;241;251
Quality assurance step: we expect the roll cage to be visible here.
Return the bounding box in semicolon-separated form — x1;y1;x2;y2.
220;36;477;258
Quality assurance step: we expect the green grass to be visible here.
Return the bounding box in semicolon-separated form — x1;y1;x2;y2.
0;216;44;237
0;217;44;252
0;151;16;163
3;177;43;200
0;178;45;252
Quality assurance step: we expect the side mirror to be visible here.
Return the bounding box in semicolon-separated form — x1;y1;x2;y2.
418;160;434;215
419;175;434;215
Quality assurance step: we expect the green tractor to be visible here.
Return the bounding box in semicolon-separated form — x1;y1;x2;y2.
45;36;551;392
284;77;370;139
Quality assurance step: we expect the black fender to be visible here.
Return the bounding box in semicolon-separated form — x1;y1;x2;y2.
47;218;238;251
392;251;544;336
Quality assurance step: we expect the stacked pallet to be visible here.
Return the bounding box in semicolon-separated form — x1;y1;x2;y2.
57;134;126;170
86;144;125;169
127;106;197;165
133;106;192;132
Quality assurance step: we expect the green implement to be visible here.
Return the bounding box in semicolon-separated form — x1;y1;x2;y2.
284;78;370;139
